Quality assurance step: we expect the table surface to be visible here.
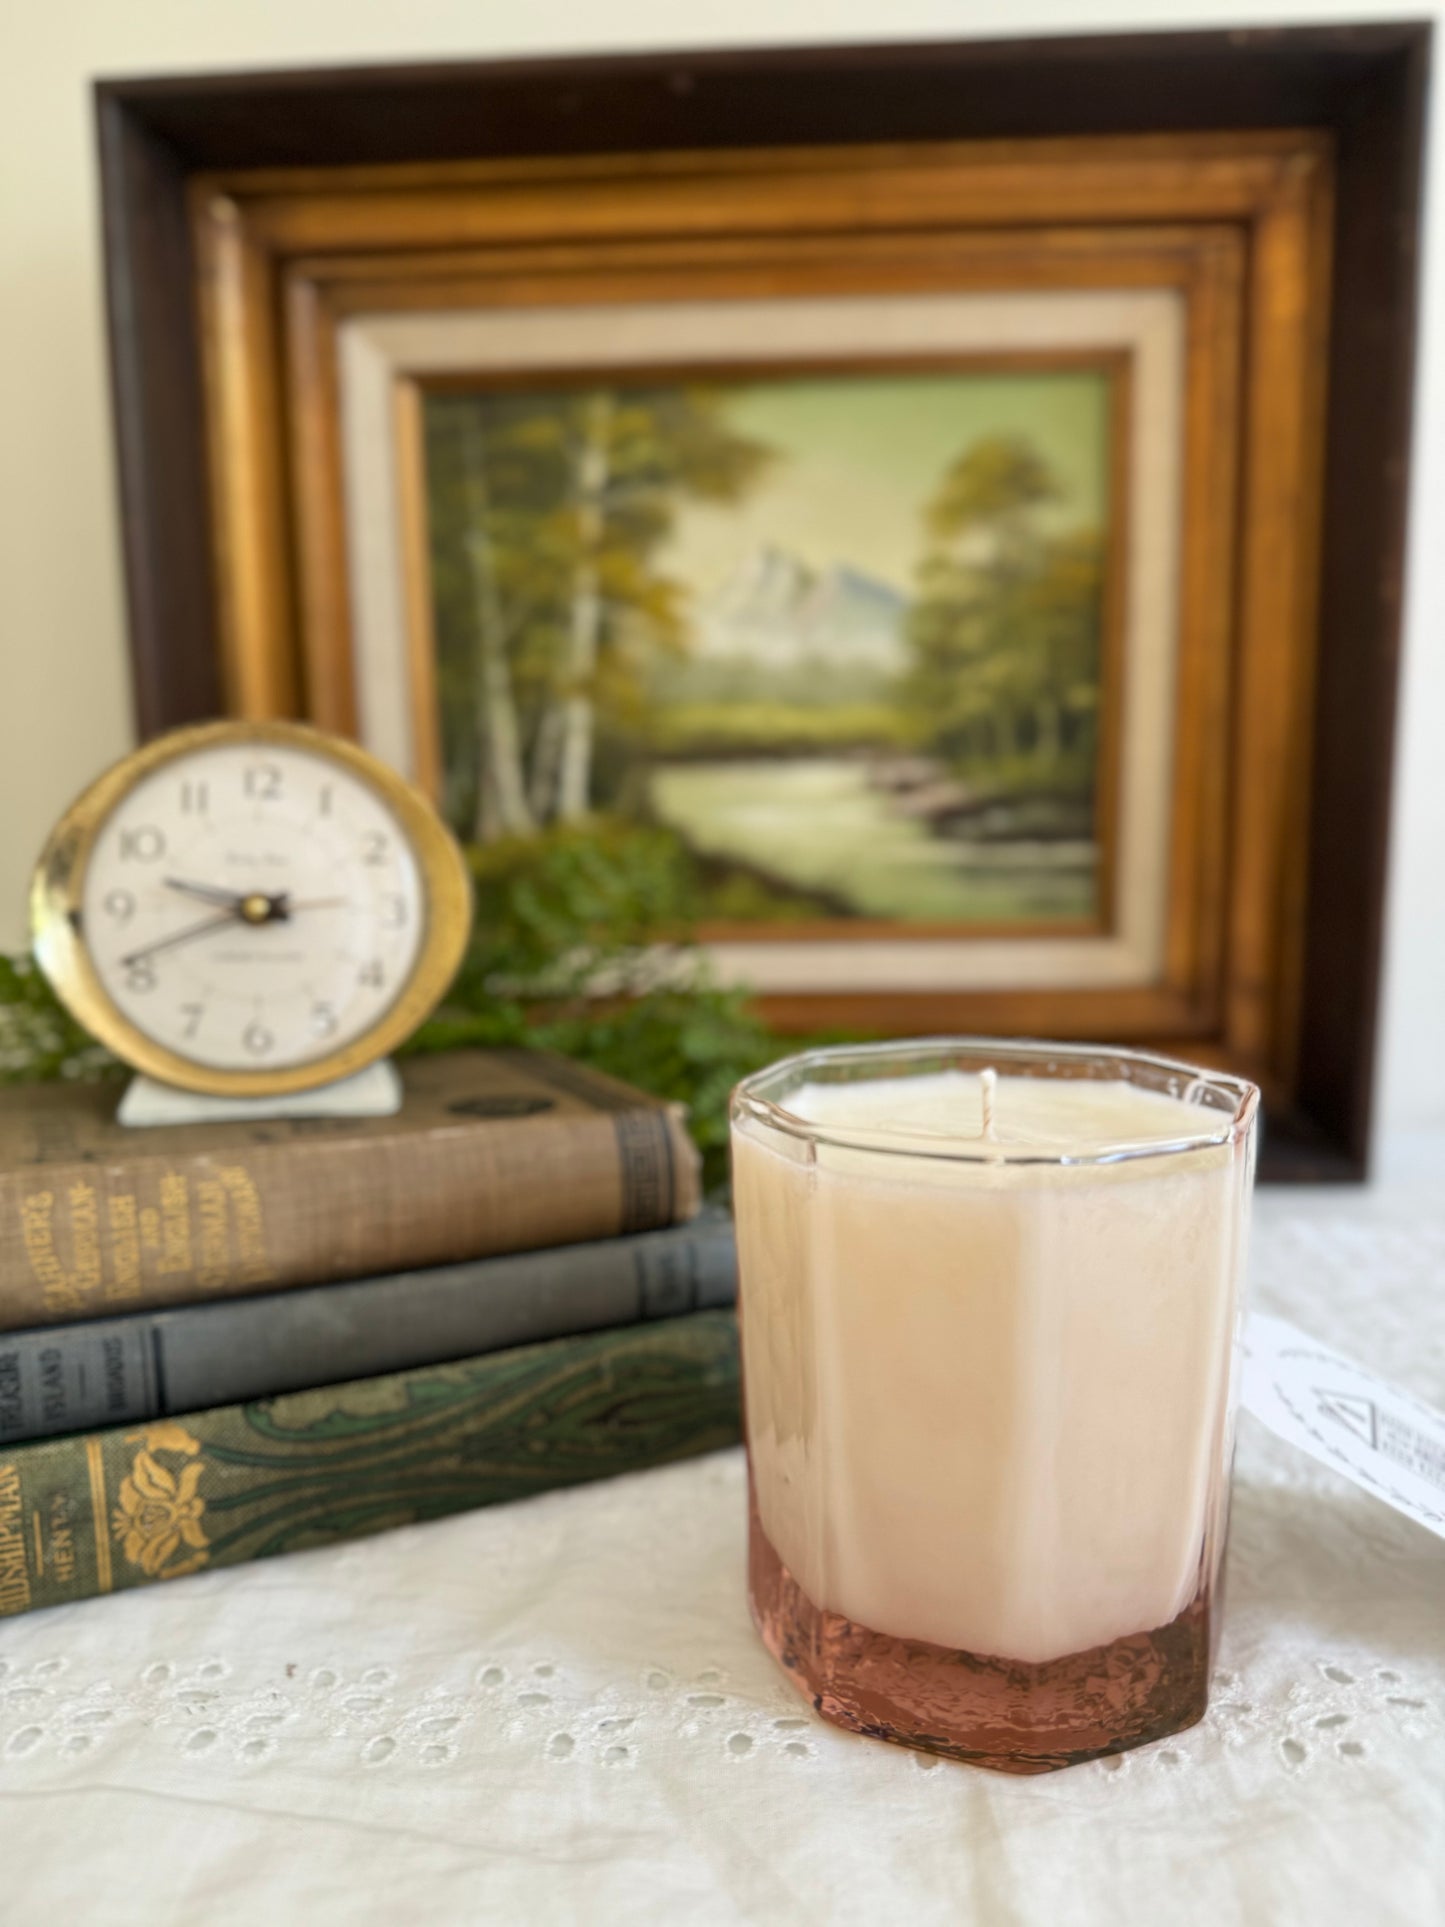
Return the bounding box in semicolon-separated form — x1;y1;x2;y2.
3;1175;1442;1926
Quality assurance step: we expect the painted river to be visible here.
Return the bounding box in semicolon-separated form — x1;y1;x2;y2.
648;758;1095;924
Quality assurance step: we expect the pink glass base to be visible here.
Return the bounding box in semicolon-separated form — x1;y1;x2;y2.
748;1487;1212;1775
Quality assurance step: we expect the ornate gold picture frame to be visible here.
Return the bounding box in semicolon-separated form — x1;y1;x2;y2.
187;135;1327;1095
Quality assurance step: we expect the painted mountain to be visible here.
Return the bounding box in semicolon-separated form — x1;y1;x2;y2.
694;545;906;675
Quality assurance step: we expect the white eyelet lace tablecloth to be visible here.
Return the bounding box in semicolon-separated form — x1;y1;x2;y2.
2;1174;1442;1926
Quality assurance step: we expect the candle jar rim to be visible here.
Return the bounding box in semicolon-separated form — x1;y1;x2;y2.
731;1036;1260;1168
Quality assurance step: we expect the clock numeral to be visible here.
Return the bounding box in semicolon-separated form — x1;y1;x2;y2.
380;894;407;929
124;958;156;994
118;826;165;863
318;785;333;818
180;780;209;814
102;889;135;923
358;960;386;990
311;1002;339;1038
360;831;389;866
181;1003;205;1040
242;1020;274;1057
244;763;283;802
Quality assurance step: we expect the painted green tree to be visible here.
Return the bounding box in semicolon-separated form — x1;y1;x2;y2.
426;387;773;843
905;434;1104;796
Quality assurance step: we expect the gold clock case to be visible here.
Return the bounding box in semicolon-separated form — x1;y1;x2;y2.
30;718;473;1096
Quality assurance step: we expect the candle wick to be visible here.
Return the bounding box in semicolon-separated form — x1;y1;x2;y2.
979;1067;998;1143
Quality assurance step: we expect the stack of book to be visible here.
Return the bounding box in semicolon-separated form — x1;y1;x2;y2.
0;1050;738;1618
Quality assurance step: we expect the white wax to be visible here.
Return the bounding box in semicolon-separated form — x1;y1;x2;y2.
734;1070;1251;1664
785;1068;1227;1156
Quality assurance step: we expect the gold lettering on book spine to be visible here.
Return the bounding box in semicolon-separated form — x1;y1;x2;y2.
0;1465;33;1615
195;1178;229;1288
21;1167;270;1308
218;1165;274;1284
158;1174;192;1275
21;1190;74;1312
48;1491;76;1587
20;1188;97;1316
106;1194;142;1302
67;1183;101;1297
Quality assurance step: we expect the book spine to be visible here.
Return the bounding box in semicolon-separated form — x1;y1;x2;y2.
0;1102;697;1332
0;1311;740;1619
0;1214;737;1444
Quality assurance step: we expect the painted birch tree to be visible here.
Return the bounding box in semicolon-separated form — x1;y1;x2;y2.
426;384;772;841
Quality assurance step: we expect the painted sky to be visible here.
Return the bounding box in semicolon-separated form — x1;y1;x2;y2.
659;368;1110;597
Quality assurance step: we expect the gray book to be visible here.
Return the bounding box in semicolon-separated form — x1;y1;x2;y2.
0;1209;735;1444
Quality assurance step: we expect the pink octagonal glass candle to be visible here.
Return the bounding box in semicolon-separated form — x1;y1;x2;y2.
731;1038;1259;1773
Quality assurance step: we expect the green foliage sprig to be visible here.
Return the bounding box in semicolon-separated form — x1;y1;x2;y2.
0;954;121;1086
409;820;781;1183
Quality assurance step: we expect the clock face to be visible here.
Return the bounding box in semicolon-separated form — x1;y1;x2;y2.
33;723;470;1095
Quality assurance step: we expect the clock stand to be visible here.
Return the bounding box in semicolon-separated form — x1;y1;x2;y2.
116;1059;403;1127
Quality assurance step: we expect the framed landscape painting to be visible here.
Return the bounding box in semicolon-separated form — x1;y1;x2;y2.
326;255;1200;1022
419;360;1118;938
98;27;1428;1174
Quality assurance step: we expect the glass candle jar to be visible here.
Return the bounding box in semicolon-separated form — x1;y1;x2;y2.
731;1039;1259;1774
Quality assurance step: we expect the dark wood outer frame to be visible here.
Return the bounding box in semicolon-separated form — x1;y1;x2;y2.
95;26;1431;1180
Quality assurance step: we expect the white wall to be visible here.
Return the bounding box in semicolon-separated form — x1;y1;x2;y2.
2;0;1440;1147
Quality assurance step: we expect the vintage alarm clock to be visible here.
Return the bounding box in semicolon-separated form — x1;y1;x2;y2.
31;720;471;1099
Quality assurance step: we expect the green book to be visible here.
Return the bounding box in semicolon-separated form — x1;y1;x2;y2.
0;1310;739;1619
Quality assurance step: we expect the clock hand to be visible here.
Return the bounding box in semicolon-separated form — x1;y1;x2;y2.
167;881;295;926
163;877;246;909
124;892;348;972
120;910;240;967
